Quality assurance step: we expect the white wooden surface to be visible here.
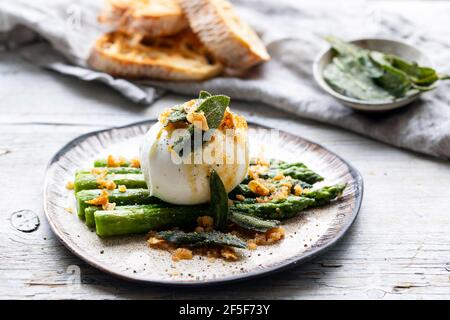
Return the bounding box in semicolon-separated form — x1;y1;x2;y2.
1;2;450;300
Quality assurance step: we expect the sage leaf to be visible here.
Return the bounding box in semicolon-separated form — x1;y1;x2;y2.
210;169;229;231
323;36;450;101
199;90;212;99
172;94;230;157
323;58;393;101
229;211;279;232
157;230;246;248
196;95;230;129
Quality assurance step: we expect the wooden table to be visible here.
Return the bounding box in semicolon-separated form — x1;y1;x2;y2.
1;2;450;300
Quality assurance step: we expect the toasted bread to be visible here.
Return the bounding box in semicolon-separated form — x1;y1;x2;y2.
99;0;188;37
88;30;223;81
178;0;270;70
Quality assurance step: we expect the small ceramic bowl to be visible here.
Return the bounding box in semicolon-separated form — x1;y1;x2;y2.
313;38;433;112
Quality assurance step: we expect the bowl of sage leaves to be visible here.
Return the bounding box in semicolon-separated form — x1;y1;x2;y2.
313;36;449;112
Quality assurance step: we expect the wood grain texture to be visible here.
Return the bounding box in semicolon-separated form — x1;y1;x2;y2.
1;1;450;299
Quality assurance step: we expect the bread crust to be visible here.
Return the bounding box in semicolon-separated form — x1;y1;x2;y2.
88;31;223;81
99;0;188;37
178;0;270;70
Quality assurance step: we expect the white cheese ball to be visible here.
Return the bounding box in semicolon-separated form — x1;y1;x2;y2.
140;112;249;205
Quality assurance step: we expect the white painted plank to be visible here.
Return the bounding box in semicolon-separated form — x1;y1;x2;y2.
1;0;450;300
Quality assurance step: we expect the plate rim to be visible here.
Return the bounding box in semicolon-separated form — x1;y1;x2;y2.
43;119;364;287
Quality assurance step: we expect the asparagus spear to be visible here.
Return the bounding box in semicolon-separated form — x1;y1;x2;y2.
265;162;324;184
94;204;209;237
156;230;246;249
229;179;313;200
231;196;315;220
84;206;99;228
74;173;147;192
303;184;347;206
94;159;136;167
77;187;160;219
229;211;280;232
75;167;142;176
241;161;323;185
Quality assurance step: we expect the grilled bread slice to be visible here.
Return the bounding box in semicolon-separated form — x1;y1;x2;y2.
88;30;223;81
178;0;270;70
99;0;188;37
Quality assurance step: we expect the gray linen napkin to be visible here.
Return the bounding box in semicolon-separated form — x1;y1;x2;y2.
1;0;449;158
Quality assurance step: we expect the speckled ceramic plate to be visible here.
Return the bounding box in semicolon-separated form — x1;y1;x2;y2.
43;120;363;286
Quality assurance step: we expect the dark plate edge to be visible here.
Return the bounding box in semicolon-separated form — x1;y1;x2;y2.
43;119;364;287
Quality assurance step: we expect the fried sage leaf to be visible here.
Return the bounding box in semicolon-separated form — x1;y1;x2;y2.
172;94;230;156
156;230;247;248
199;90;212;99
229;211;280;232
209;169;229;231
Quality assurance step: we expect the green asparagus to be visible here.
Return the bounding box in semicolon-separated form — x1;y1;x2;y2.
84;206;99;228
229;179;312;200
74;173;147;192
265;162;324;184
241;160;323;185
93;159;136;167
75;167;141;176
156;230;246;248
231;196;315;220
94;204;209;237
303;184;347;206
76;188;160;219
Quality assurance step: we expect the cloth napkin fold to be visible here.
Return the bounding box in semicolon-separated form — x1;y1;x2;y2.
1;0;449;159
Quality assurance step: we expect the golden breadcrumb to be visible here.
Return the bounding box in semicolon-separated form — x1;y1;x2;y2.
220;247;238;261
130;157;141;168
272;172;284;181
118;185;127;193
106;155;126;167
247;240;257;250
65;181;75;190
294;184;303;196
172;248;193;262
248;179;270;196
147;236;168;248
253;227;286;245
271;186;290;201
256;197;269;203
182;99;198;114
197;216;214;229
97;178;116;190
248;164;269;180
187;112;209;131
256;157;270;167
102;202;116;211
64;207;74;213
91;168;107;175
266;227;286;243
158;108;173;124
86;189;109;206
281;181;293;188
